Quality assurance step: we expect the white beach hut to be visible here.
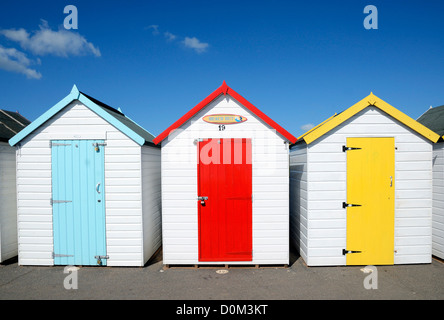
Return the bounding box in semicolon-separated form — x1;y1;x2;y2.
153;81;297;267
290;93;440;266
9;85;161;267
417;105;444;260
0;110;30;263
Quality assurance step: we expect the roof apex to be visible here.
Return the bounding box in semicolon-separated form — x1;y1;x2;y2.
71;84;79;96
298;93;440;145
9;86;153;147
152;81;297;145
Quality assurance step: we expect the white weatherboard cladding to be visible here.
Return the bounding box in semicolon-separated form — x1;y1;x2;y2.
290;106;433;266
161;94;289;265
16;101;160;266
141;145;162;263
432;142;444;259
0;142;18;262
289;142;308;263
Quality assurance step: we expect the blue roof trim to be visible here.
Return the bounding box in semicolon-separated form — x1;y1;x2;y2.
9;89;78;146
77;94;145;146
9;85;146;146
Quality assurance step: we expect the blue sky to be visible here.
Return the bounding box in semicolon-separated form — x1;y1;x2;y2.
0;0;443;138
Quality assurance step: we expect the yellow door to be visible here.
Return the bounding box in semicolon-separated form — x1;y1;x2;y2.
346;137;395;265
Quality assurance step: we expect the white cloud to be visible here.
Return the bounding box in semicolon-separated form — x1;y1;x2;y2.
0;20;101;58
164;31;176;41
182;36;209;53
0;45;42;79
146;25;209;54
0;28;29;43
300;123;315;132
146;25;159;35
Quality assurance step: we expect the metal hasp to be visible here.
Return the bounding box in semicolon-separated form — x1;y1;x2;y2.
92;142;107;151
197;196;208;205
94;255;109;266
342;249;362;255
342;202;362;208
342;145;362;152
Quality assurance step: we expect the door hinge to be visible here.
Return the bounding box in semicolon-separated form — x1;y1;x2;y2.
50;198;72;205
342;202;361;208
342;249;362;255
50;142;71;147
52;253;74;258
342;146;362;152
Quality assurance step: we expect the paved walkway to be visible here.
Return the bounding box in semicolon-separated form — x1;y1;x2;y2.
1;251;443;300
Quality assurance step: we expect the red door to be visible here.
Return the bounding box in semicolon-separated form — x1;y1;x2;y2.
198;138;252;261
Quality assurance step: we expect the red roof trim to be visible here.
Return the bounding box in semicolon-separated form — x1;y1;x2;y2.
153;81;297;145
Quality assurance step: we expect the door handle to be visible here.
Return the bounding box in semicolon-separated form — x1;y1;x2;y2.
96;183;101;194
390;176;393;187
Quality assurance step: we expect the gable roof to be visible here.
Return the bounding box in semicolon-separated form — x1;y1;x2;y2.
416;104;444;139
0;109;30;142
296;93;440;145
9;85;156;147
152;81;297;145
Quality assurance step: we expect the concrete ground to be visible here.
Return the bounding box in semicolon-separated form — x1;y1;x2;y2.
1;249;443;300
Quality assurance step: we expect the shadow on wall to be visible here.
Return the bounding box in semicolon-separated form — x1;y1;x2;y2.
289;164;304;267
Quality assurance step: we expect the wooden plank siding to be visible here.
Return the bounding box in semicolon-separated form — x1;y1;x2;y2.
289;142;308;263
432;142;444;259
0;142;18;262
141;145;162;264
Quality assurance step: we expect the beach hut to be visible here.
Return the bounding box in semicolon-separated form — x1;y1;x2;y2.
0;110;30;263
290;93;440;266
9;85;161;267
153;81;297;266
417;105;444;260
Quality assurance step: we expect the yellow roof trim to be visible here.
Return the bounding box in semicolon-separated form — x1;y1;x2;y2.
301;93;441;145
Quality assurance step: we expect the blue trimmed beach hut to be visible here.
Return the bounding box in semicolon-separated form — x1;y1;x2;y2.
9;85;161;267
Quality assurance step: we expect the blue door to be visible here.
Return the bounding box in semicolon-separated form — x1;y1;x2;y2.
51;140;106;266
